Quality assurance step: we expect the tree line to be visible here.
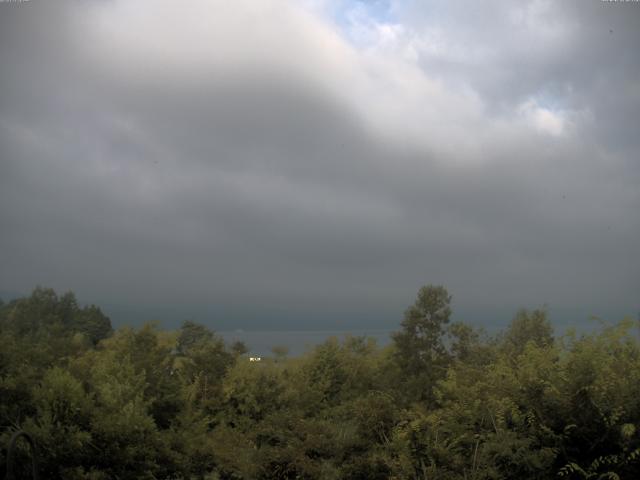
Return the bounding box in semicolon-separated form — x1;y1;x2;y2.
0;286;639;479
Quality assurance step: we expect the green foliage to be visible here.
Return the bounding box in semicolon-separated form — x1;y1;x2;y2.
24;367;93;476
1;286;639;479
392;285;452;403
0;287;112;344
502;308;554;356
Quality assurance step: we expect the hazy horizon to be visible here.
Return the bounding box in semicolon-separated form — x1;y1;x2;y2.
1;287;632;338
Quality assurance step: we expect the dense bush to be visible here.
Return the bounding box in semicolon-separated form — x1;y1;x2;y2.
1;287;638;479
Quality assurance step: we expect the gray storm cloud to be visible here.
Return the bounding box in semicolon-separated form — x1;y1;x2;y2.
0;0;638;329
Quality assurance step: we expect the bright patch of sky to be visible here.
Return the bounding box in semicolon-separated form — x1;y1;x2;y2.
321;0;399;47
518;99;567;137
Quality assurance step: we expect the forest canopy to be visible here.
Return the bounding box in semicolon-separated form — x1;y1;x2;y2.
1;286;639;479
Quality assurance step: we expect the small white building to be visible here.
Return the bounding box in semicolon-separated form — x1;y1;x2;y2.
249;357;261;362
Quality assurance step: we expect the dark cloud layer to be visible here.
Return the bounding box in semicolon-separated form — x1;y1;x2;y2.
1;0;638;330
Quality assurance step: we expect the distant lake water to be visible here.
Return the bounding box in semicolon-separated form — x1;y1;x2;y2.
219;329;394;357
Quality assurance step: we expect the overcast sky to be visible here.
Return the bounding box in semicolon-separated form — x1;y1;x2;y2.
1;0;638;330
